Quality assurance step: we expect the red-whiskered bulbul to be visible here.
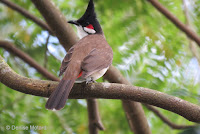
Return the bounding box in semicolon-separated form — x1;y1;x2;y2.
46;0;113;110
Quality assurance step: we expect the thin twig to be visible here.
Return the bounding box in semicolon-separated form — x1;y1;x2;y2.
44;34;50;68
148;0;200;47
145;104;196;129
0;0;53;34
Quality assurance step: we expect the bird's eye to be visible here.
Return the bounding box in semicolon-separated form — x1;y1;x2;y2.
86;24;94;29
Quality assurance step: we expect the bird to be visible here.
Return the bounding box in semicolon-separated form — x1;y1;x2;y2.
45;0;113;110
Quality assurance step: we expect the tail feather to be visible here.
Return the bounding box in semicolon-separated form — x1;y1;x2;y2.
45;79;75;110
54;86;71;110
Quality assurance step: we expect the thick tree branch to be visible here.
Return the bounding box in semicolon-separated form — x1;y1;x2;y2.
30;0;151;133
1;56;200;123
0;40;59;81
0;0;53;34
145;104;196;129
147;0;200;47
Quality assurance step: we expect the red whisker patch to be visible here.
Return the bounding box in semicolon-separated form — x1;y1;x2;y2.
86;24;94;29
77;71;83;78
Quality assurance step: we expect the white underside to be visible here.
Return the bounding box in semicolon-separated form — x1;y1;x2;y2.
87;67;109;81
75;67;109;83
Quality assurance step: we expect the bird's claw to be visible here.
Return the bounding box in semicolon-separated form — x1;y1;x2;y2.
86;77;96;84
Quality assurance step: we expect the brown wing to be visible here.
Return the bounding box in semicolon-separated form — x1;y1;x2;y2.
81;47;113;78
59;47;74;76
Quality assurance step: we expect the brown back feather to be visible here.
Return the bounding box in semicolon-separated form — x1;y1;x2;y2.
60;34;113;79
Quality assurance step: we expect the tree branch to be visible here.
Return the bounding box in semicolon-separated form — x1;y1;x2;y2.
87;99;105;134
0;40;59;81
1;56;200;123
147;0;200;47
145;104;196;129
0;0;53;34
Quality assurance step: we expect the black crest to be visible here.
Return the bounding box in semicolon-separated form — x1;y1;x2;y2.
77;0;96;26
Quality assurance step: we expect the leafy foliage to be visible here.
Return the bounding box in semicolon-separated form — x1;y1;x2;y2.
0;0;200;134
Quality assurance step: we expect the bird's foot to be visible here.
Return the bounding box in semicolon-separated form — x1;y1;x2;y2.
86;77;96;84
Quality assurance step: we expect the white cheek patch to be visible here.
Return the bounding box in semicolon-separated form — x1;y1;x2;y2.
83;27;96;34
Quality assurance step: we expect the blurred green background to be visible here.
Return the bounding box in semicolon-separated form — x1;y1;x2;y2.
0;0;200;133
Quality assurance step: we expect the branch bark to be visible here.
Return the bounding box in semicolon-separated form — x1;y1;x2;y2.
1;56;200;123
147;0;200;47
0;0;53;34
30;0;151;133
145;104;196;129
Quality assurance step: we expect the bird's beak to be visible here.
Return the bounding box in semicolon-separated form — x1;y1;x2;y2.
68;20;79;26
